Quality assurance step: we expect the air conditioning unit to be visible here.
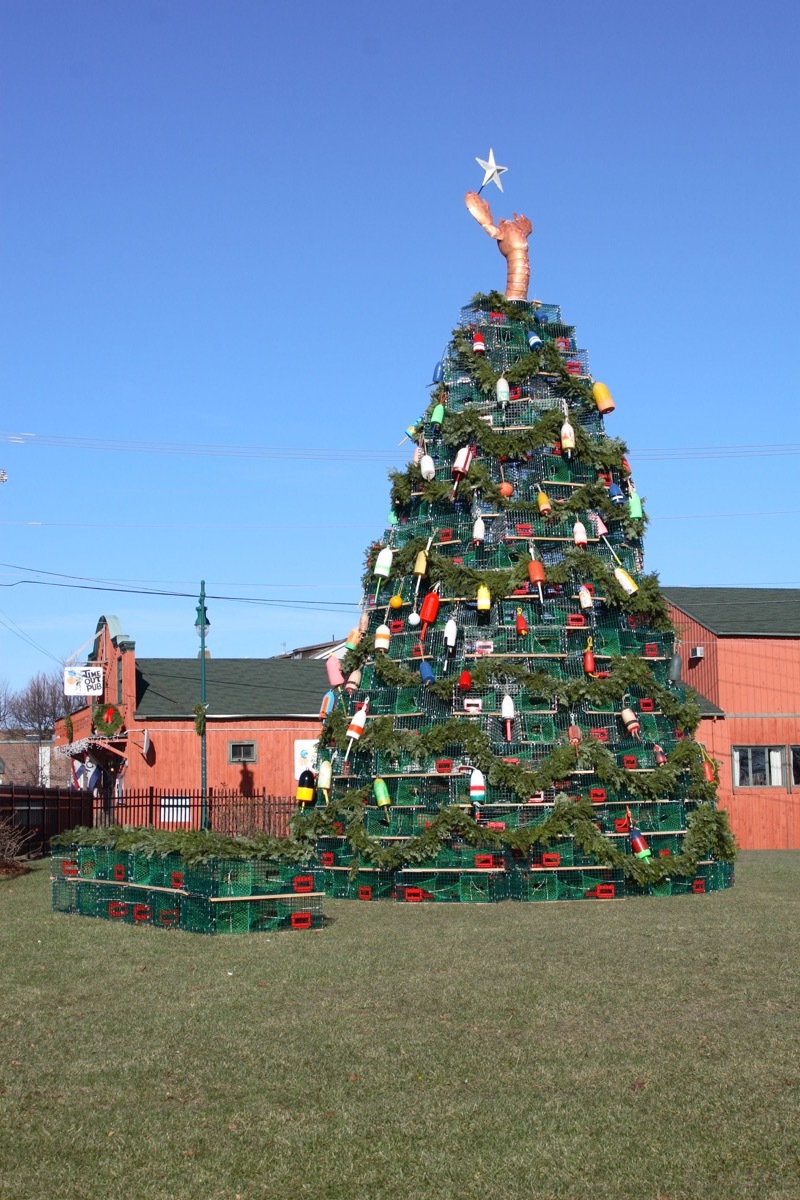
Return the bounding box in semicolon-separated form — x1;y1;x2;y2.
689;646;704;660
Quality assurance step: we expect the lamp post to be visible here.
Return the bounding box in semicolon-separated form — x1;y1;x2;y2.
194;581;210;829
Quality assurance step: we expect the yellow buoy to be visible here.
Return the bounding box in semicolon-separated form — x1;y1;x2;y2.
592;382;615;415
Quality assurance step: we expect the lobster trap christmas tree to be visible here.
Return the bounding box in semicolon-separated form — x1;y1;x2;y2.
295;164;735;903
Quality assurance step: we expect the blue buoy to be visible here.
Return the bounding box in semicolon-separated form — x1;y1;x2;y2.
419;661;435;687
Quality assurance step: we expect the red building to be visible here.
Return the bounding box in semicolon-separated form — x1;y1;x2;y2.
56;596;800;850
664;588;800;850
54;616;327;801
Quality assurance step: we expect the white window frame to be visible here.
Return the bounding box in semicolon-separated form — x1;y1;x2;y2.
732;745;786;788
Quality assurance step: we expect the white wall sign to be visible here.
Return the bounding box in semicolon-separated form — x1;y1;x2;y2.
293;739;318;780
64;666;104;696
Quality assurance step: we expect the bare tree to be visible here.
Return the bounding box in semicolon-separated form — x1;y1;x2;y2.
9;671;70;739
0;681;10;730
3;670;77;787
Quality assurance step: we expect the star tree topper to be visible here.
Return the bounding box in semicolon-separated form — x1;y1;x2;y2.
475;148;507;193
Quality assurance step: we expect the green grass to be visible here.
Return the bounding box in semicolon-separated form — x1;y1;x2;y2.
1;856;799;1200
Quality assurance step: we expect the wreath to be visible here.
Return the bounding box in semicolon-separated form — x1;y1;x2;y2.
93;703;124;737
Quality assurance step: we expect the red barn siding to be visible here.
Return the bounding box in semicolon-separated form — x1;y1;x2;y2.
123;718;321;795
669;605;800;850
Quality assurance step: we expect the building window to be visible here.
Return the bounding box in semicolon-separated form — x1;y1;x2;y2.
116;658;123;704
791;748;800;788
732;746;785;788
229;741;257;764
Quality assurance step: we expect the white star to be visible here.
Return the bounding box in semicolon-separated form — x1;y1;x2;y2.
475;148;508;192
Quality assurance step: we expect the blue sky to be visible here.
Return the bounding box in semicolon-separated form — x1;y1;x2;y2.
1;0;798;688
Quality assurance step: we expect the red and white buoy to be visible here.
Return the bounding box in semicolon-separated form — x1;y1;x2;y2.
473;331;485;354
620;706;641;739
451;445;475;499
501;693;515;742
573;520;588;549
345;668;362;694
344;701;369;762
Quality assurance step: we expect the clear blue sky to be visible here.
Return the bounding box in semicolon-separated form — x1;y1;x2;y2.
1;0;798;688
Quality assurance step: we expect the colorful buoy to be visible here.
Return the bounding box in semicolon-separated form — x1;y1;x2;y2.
317;759;332;804
325;657;344;688
592;382;615;415
344;702;369;762
496;375;510;408
469;768;486;804
536;485;552;516
501;694;515;742
374;624;391;652
621;707;641;739
345;627;362;651
473;331;485;354
614;566;639;596
296;768;316;806
419;660;435;687
345;668;362;694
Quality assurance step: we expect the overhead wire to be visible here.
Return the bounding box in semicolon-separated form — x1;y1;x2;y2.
4;429;800;464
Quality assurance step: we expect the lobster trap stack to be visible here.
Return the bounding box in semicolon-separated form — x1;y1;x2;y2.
50;844;325;933
301;291;735;903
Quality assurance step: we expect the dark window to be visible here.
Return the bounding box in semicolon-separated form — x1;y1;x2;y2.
791;747;800;788
116;658;123;704
229;742;257;764
733;746;785;788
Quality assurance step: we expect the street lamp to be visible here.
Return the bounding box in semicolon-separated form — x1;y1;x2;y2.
194;580;210;828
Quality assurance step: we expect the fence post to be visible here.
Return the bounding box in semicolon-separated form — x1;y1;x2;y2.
148;786;155;826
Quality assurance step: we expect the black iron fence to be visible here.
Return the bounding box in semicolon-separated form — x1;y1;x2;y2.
0;786;296;854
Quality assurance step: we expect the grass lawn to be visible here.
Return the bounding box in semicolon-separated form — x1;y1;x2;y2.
0;854;798;1200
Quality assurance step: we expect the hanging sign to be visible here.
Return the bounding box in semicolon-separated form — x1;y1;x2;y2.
64;666;103;696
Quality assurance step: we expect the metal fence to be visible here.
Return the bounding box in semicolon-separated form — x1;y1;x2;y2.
0;785;296;854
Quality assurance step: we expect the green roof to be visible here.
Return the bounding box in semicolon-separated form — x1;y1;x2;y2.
688;688;724;718
134;658;328;719
663;587;800;638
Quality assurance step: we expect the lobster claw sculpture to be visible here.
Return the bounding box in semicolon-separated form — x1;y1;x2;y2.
465;192;533;301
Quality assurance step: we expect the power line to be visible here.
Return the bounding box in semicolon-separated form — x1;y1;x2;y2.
2;508;800;535
4;429;800;465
